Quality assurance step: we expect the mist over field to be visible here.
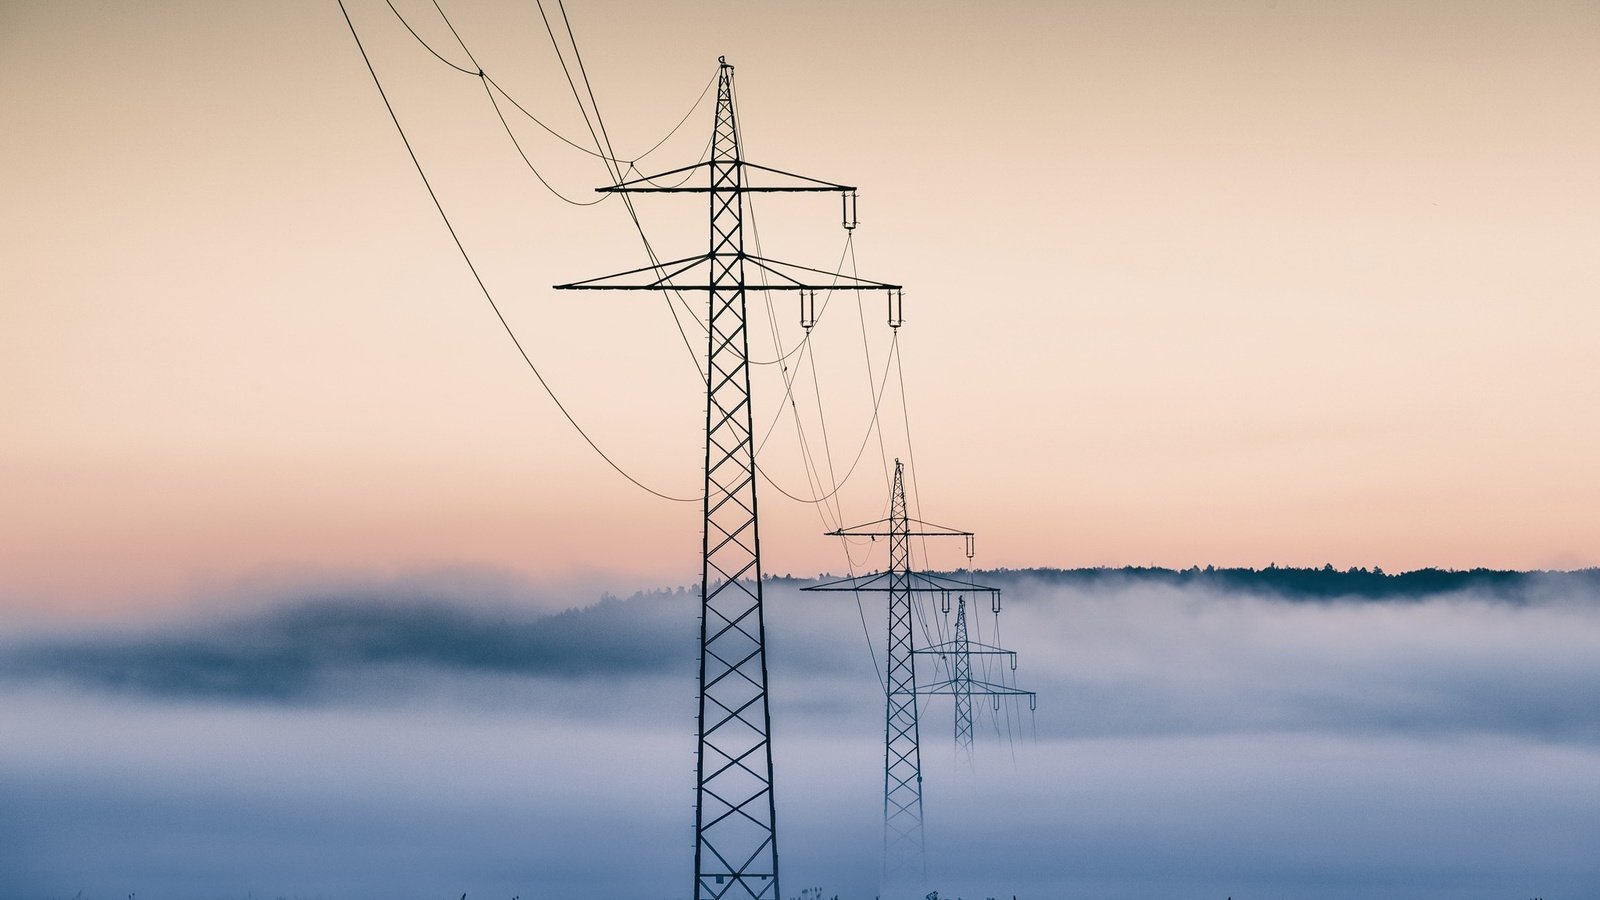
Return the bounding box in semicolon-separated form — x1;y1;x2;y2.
3;568;1597;899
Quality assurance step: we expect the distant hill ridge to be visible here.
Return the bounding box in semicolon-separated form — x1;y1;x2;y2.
772;565;1600;602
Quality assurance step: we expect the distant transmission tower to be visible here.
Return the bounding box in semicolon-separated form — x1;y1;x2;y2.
916;594;1035;766
803;459;995;888
556;58;900;900
948;597;976;758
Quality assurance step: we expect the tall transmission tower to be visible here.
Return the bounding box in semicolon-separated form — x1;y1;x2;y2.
555;58;900;900
803;459;995;889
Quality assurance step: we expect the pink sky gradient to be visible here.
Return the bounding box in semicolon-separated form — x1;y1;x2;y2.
4;0;1598;614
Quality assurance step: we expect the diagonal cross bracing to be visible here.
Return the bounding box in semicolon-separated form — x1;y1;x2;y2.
691;59;779;900
879;461;926;882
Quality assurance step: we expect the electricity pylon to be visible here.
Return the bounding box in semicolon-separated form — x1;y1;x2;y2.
915;594;1035;766
802;459;992;890
555;58;899;900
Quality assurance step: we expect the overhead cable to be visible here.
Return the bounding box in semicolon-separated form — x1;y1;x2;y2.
338;0;698;504
534;0;711;377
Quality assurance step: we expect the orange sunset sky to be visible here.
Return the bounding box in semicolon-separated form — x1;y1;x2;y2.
3;0;1598;615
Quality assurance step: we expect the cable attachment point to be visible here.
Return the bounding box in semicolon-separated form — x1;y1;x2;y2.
887;288;904;329
842;190;858;231
800;288;817;332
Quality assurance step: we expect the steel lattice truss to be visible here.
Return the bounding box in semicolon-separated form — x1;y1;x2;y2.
805;460;974;886
555;57;899;900
915;596;1035;765
806;463;1034;891
952;599;974;757
880;462;922;882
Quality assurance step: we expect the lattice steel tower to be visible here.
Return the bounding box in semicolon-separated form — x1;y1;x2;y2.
916;594;1035;767
556;57;899;900
874;461;923;880
804;460;990;886
951;597;974;757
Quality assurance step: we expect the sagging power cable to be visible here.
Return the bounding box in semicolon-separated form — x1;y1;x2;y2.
534;0;713;378
338;0;697;503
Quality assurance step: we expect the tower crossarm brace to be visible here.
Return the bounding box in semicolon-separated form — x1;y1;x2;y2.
915;680;1036;700
915;641;1019;658
597;160;857;194
554;253;900;293
805;570;998;596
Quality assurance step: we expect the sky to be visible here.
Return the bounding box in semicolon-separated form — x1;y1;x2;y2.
3;0;1599;617
3;573;1598;898
3;2;1600;897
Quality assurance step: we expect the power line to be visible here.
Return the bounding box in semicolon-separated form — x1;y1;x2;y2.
620;72;717;165
422;0;615;209
529;0;912;524
480;78;608;206
555;0;620;167
386;0;717;362
741;180;837;530
337;0;697;504
849;237;896;495
384;0;476;74
755;333;898;507
729;73;887;520
484;71;615;158
533;0;712;380
893;331;935;564
380;0;722;355
728;68;917;721
381;0;597;156
383;0;716;166
380;0;915;561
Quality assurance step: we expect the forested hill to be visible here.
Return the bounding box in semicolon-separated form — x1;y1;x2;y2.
776;565;1600;602
990;565;1600;601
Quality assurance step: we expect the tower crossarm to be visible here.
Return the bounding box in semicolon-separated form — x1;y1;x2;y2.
554;252;900;293
915;641;1017;657
824;516;973;539
917;683;1037;713
916;679;1035;698
917;677;1033;695
801;570;997;597
598;160;856;193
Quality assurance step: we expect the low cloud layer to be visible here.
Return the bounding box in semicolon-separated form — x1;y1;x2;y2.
0;588;698;702
987;569;1600;744
2;569;1597;898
